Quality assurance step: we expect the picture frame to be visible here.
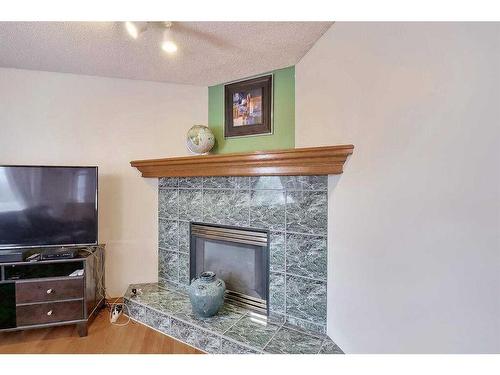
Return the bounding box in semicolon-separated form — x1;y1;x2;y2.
224;74;273;138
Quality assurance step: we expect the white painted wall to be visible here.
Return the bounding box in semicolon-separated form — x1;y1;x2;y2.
296;23;500;353
0;68;207;297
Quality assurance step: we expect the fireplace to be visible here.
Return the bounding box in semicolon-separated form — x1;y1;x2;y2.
158;175;331;334
190;223;269;315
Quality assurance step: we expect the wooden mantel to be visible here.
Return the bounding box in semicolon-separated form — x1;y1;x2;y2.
130;145;354;178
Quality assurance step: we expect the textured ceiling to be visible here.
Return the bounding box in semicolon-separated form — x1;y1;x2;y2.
0;22;332;86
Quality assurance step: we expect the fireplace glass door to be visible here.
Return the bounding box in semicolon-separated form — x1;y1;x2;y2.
190;223;269;314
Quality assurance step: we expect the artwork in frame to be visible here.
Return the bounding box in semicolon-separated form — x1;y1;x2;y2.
224;74;273;138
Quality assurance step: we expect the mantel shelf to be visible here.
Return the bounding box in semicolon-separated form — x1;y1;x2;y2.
130;145;354;178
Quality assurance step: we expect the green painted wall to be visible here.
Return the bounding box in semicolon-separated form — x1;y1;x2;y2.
208;66;295;154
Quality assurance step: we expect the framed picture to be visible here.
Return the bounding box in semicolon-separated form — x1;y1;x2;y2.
224;74;272;138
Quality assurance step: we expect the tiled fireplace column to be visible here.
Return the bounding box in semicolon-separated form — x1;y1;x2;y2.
158;175;328;334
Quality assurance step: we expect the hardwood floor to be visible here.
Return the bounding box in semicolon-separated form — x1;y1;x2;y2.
0;309;202;354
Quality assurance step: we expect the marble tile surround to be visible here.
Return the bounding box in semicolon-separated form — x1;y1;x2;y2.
124;283;343;354
158;175;329;334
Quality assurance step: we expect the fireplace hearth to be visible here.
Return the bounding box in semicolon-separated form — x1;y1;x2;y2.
124;282;343;354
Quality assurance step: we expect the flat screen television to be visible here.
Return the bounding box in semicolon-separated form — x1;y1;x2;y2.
0;166;98;250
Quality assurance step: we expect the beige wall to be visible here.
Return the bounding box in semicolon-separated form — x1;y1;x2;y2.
0;67;207;297
296;23;500;353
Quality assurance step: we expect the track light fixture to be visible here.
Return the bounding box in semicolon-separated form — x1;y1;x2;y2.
124;21;178;55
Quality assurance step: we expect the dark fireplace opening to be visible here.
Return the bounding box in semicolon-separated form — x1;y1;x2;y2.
190;222;269;315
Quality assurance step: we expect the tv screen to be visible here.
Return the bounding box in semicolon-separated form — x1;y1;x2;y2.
0;166;98;249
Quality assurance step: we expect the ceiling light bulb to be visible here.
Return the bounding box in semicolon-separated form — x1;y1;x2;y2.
162;40;178;53
125;21;147;40
161;28;178;54
125;21;139;39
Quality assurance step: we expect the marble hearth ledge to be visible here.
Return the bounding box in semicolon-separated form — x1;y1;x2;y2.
123;283;343;354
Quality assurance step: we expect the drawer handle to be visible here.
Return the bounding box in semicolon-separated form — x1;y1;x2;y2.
47;310;53;316
46;289;54;294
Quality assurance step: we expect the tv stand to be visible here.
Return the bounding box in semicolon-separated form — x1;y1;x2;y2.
0;245;105;337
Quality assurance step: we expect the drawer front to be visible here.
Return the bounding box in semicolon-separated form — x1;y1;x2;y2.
16;278;84;304
16;300;83;326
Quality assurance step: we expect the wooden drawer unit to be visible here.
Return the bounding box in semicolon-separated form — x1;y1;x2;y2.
16;277;84;304
0;245;105;337
16;300;84;326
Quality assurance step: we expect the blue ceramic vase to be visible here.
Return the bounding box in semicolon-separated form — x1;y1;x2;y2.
188;271;226;318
